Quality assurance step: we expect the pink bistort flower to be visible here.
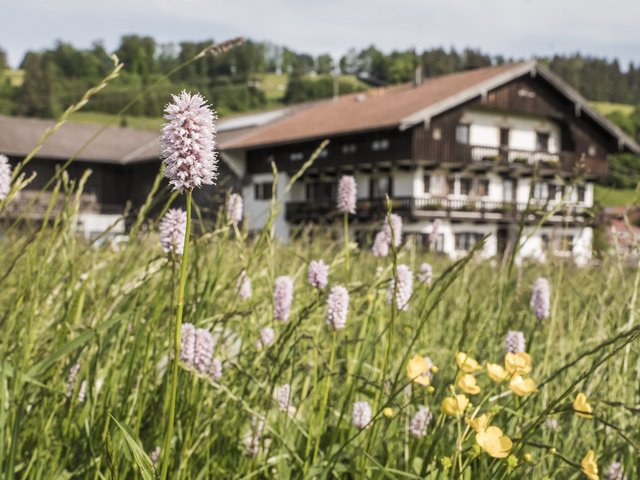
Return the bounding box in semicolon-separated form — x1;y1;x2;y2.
161;91;218;191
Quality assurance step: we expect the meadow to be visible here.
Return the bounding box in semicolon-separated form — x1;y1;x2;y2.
0;42;638;480
0;177;638;479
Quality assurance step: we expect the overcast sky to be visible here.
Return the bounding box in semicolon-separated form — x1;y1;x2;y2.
4;0;640;68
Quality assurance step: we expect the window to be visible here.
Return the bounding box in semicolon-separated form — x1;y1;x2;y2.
577;185;586;203
499;128;510;147
306;181;335;201
290;152;304;161
423;174;431;194
536;132;550;152
370;176;392;199
372;139;390;151
533;182;546;200
476;179;490;197
455;232;483;251
548;184;558;201
559;235;574;252
541;234;550;250
446;176;456;195
414;233;444;252
341;144;357;154
254;182;273;200
459;178;472;196
319;149;329;158
456;124;470;144
503;180;513;202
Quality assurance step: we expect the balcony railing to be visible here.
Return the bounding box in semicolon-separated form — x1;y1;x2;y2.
3;190;124;220
452;145;607;177
286;196;588;223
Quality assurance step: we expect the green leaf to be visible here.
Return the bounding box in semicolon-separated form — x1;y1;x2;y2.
110;415;156;480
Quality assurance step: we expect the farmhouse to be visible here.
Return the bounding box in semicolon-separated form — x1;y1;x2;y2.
1;61;638;262
0;109;288;237
220;61;640;262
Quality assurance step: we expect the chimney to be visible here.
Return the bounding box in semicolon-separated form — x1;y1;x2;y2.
414;65;423;87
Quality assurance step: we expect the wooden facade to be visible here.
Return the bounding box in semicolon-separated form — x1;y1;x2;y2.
245;73;614;179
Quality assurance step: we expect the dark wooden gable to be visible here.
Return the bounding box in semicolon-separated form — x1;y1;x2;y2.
412;73;618;175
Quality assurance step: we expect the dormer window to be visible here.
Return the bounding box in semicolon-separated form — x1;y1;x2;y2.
456;124;470;145
342;144;357;154
372;139;389;151
290;152;304;161
536;132;550;152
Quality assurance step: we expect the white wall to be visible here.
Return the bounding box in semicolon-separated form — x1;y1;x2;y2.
219;149;246;178
243;172;290;241
77;213;125;239
462;110;561;153
393;171;416;197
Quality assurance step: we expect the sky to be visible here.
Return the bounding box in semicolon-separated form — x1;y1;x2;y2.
4;0;640;68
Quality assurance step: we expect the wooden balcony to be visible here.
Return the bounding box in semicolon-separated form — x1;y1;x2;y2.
285;196;589;224
452;145;607;177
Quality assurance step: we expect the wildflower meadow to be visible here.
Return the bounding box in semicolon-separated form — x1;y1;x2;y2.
0;41;638;480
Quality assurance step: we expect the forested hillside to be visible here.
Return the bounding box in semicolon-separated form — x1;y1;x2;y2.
1;37;639;191
1;37;640;120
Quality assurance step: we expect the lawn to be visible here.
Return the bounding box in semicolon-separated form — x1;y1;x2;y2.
68;111;163;131
594;184;639;207
0;182;638;479
591;101;636;117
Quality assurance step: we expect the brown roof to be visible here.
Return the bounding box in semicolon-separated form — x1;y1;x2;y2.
0;112;279;164
221;62;533;150
0;115;160;163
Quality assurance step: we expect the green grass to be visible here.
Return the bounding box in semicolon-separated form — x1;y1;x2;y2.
256;73;369;103
68;111;163;130
0;177;638;478
591;101;636;117
594;184;639;207
0;69;25;87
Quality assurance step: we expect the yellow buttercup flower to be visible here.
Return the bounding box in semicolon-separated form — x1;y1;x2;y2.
383;407;394;417
457;373;481;394
440;394;470;416
505;352;532;375
509;375;537;396
456;352;482;373
487;363;509;383
475;426;513;458
465;413;490;433
580;450;599;480
407;354;433;387
573;393;593;419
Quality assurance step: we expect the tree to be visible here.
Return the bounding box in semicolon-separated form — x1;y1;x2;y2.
115;35;157;80
316;54;334;75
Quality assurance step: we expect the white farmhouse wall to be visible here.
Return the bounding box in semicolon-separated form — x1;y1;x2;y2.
219;150;246;177
463;110;561;152
243;172;290;242
78;213;125;239
355;173;369;198
393;171;415;197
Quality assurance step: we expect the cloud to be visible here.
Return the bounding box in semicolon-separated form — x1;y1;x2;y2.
4;0;640;66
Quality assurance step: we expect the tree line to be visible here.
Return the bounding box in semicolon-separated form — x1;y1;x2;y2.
0;36;639;126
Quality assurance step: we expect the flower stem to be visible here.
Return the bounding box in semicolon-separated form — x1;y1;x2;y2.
160;190;192;480
343;212;350;273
